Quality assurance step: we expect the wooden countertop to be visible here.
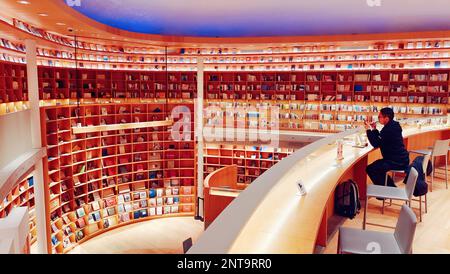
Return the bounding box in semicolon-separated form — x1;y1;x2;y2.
189;123;450;254
209;187;242;198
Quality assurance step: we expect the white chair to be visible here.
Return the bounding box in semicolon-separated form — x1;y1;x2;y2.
382;169;406;214
410;139;450;191
363;167;418;230
384;154;430;222
338;205;417;254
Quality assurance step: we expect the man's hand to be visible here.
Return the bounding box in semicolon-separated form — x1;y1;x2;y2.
365;121;376;130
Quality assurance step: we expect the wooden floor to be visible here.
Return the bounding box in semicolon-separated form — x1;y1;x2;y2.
62;217;204;254
322;172;450;254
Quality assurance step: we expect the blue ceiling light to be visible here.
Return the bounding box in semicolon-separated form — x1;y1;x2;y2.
66;0;450;37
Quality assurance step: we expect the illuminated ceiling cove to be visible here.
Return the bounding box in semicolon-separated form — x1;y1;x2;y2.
66;0;450;37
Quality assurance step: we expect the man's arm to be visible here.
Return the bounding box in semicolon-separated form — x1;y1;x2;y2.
366;129;381;148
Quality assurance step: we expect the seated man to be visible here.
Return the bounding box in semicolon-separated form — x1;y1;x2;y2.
365;107;409;187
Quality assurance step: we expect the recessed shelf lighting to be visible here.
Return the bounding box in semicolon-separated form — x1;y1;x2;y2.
38;13;48;17
17;1;30;4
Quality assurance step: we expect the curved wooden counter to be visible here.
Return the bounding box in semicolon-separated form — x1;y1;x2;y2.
190;123;450;254
203;165;246;229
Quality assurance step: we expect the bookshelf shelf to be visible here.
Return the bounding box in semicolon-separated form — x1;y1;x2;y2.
204;70;450;133
71;119;174;134
0;176;37;245
203;144;294;184
0;61;27;106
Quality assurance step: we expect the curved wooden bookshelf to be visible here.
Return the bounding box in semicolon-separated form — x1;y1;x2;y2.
4;16;450;72
2;58;450;135
6;16;450;58
41;102;197;254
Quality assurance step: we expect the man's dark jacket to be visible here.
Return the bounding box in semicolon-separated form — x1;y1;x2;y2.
366;120;409;165
403;155;431;197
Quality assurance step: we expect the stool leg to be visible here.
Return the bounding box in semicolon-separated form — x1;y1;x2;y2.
390;172;395;206
419;196;422;222
425;194;428;213
363;196;368;230
431;156;435;192
446;155;448;189
337;233;341;254
382;172;388;214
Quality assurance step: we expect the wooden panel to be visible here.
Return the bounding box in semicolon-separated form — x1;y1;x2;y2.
204;165;239;229
0;110;33;169
204;165;238;189
204;195;236;229
315;209;328;248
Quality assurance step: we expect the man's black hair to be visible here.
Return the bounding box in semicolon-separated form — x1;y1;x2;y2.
380;107;394;121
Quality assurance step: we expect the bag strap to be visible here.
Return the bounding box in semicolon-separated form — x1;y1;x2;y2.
348;179;361;211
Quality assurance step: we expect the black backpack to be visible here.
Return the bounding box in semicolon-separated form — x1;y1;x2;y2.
335;179;361;219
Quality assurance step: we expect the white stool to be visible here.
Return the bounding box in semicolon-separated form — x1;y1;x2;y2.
411;139;450;191
339;205;417;254
363;168;418;230
383;169;406;214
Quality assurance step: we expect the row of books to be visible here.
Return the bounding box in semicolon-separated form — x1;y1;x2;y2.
34;51;450;64
10;35;442;66
4;38;450;72
189;41;449;55
0;53;26;64
206;84;449;94
3;51;449;72
26;46;450;64
51;202;190;252
11;35;450;66
28;46;450;63
208;100;448;111
0;38;25;52
211;93;356;102
207;84;310;91
7;17;450;57
5;26;450;69
51;186;194;221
